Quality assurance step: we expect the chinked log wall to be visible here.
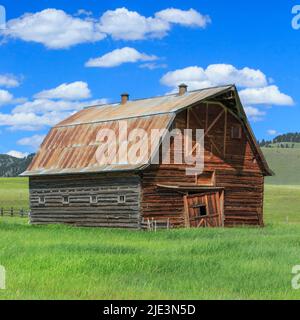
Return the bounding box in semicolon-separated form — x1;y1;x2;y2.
29;174;141;228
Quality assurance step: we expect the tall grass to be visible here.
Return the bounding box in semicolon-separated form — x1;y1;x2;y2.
0;180;300;299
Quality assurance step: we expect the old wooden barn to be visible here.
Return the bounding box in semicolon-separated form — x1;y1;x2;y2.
22;84;272;229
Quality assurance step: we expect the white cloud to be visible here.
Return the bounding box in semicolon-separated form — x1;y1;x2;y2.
1;9;106;49
17;134;46;150
267;129;278;136
34;81;91;100
98;7;170;40
155;8;211;28
6;150;29;159
160;64;268;91
1;7;210;48
0;96;107;131
205;64;267;88
0;74;20;88
85;47;157;68
161;66;210;91
239;85;294;106
244;106;266;122
0;111;70;131
139;62;168;70
0;89;14;105
98;7;210;41
160;65;294;120
12;98;107;114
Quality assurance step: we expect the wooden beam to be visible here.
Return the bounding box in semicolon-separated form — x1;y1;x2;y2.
183;195;190;228
190;109;202;128
205;109;225;137
205;103;209;131
224;108;227;158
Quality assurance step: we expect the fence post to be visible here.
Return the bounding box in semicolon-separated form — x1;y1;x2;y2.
0;208;3;216
10;207;13;216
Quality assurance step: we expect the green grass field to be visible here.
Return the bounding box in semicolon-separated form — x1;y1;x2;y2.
0;178;300;299
263;147;300;185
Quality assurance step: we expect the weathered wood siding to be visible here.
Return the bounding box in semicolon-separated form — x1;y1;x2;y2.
141;102;265;227
29;173;141;228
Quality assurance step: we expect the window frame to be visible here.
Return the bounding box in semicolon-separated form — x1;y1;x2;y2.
90;195;98;204
39;196;45;205
62;195;69;205
231;125;242;140
118;195;126;204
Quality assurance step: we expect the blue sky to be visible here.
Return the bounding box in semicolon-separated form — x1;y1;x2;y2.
0;0;299;157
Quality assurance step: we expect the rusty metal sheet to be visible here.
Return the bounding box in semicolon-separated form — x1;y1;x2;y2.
22;113;175;176
57;85;233;127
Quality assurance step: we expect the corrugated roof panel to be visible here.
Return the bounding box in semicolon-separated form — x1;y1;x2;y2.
23;113;174;176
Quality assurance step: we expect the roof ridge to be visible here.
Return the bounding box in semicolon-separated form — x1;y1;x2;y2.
83;84;234;110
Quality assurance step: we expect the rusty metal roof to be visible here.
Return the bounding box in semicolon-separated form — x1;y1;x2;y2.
22;85;233;176
22;84;271;176
22;113;175;176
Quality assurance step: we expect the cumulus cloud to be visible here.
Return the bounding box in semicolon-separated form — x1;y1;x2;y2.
12;98;107;115
0;89;14;105
6;150;29;159
139;62;168;70
239;85;294;106
160;64;294;120
0;94;107;131
244;106;266;122
1;7;210;48
98;7;170;40
17;134;46;150
155;8;211;28
160;64;268;91
85;47;157;68
0;74;20;88
1;9;106;49
34;81;91;100
0;111;70;131
267;129;278;136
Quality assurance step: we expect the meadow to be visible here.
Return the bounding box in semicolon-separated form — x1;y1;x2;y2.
0;177;300;299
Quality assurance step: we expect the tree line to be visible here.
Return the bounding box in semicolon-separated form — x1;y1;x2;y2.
259;132;300;148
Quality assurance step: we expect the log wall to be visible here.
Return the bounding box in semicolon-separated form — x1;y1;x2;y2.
29;173;141;228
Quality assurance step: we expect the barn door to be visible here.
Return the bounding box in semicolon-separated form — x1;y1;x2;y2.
184;192;223;228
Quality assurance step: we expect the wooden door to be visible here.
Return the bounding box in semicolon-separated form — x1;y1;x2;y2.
184;192;224;228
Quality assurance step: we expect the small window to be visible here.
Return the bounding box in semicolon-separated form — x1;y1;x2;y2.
118;195;126;204
231;126;242;139
39;196;45;205
62;196;69;204
90;195;97;204
198;205;207;217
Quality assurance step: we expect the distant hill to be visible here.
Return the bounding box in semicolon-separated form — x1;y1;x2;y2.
258;132;300;185
262;147;300;185
259;132;300;148
0;154;35;177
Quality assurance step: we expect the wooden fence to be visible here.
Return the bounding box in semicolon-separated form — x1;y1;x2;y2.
0;207;30;218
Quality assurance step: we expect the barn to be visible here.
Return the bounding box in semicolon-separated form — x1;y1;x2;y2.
22;84;272;229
